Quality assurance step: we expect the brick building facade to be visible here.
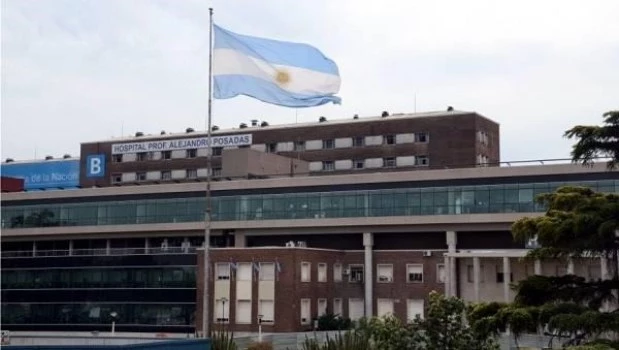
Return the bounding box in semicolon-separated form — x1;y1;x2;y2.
79;110;499;188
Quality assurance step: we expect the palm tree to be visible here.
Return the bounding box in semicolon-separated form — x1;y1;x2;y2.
564;110;619;169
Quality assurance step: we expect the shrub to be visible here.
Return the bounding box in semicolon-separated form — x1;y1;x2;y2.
247;341;273;350
211;329;237;350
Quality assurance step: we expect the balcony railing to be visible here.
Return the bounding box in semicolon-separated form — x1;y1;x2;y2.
1;246;197;258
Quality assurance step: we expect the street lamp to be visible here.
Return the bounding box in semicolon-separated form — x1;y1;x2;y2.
220;297;228;324
109;311;118;336
257;314;263;343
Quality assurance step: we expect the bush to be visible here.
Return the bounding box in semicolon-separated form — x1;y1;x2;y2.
316;313;352;331
211;329;237;350
247;342;273;350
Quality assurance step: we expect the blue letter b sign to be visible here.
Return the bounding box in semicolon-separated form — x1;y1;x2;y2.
86;154;106;178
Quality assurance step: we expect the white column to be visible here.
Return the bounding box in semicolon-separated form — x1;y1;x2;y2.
235;231;246;248
106;239;111;255
473;257;481;302
32;241;37;257
534;259;542;275
145;238;150;253
601;257;608;280
68;240;73;256
444;255;451;297
503;257;511;303
446;231;457;297
363;232;373;319
567;259;575;275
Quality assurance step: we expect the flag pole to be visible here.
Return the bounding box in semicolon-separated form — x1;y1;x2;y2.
202;6;214;339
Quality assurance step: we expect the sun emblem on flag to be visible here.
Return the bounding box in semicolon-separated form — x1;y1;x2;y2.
275;69;291;86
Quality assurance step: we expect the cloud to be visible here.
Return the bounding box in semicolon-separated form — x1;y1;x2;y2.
2;0;618;163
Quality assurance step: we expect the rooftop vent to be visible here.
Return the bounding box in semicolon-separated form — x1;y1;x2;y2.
319;116;327;123
212;125;219;131
135;131;144;137
261;121;269;127
381;111;389;117
63;154;71;159
45;155;54;160
447;106;454;112
160;130;166;135
186;127;195;133
239;123;247;129
353;114;359;119
5;158;14;163
251;119;259;127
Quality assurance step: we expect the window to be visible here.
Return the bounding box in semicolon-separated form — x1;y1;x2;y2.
415;156;429;166
111;173;122;183
415;132;428;143
237;263;252;281
353;159;364;169
186;149;197;158
136;172;147;181
212;167;222;177
112;154;123;163
186;169;197;179
162;151;172;160
384;135;395;145
588;265;601;281
161;171;172;180
377;298;394;317
318;263;327;282
301;299;311;324
318;298;327;316
349;265;364;283
467;265;486;283
383;157;396;168
236;300;251;324
216;263;230;280
266;143;277;153
333;298;343;316
294;141;305;151
323;139;335;149
259;263;275;281
322;161;335;171
377;264;393;283
137;152;148;161
259;300;274;323
352;136;364;147
407;264;423;283
348;298;364;321
213;147;223;156
437;264;446;283
301;262;311;282
407;299;424;322
214;298;230;322
333;263;343;282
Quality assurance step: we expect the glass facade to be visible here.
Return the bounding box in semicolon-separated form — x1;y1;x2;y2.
1;267;196;289
1;303;194;326
2;180;617;228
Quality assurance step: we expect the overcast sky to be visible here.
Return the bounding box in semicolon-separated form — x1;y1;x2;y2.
2;0;618;162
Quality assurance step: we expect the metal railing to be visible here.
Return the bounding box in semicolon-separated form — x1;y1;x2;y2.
1;246;197;259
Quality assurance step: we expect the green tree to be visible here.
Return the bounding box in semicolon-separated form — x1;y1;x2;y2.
565;110;619;169
469;186;619;348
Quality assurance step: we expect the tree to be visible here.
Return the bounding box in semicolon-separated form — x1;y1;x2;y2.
469;186;619;348
565;110;619;169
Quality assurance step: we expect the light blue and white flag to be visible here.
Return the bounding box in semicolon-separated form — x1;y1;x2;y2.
213;25;341;108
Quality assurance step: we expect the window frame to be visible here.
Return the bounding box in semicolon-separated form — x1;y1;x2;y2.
406;264;424;283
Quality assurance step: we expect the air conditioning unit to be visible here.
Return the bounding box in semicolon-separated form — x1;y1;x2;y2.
423;250;432;257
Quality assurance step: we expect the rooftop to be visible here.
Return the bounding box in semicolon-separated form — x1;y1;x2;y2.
82;109;490;144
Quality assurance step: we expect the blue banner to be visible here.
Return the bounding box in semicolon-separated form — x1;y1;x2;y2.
1;160;80;190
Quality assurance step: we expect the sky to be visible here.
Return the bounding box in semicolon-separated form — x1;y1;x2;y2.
2;0;618;162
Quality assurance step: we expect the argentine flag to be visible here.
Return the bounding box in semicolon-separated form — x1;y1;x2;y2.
213;25;341;108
